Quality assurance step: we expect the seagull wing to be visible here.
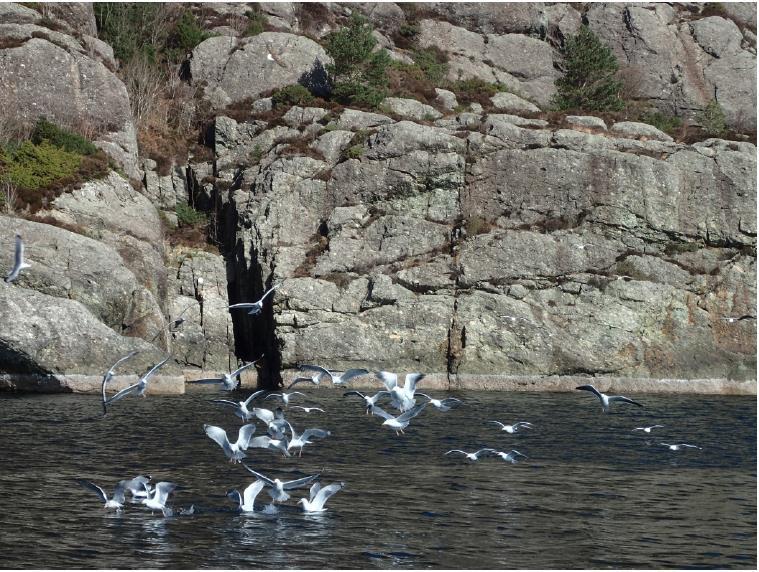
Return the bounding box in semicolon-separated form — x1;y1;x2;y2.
576;384;603;400
228;303;259;309
241;465;276;487
252;407;274;424
258;284;279;302
343;390;367;400
236;424;257;449
404;373;424;392
488;420;507;429
14;234;26;269
339;369;370;383
370;405;394;420
141;356;170;382
299;364;331;380
203;424;233;457
441;398;462;407
231;361;259;379
396;402;427;422
375;371;397;390
287;377;318;389
152;482;177;505
474;449;497;458
211;399;240;409
106;382;140;404
311;482;344;510
189;377;223;385
112;481;128;504
301;428;330;441
242;480;265;508
108;350;140;372
282;473;320;490
77;479;108;503
608;395;643;407
243;390;266;407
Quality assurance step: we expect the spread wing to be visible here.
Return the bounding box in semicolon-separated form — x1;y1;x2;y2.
189;377;223;385
141;356;170;382
251;407;274;424
396;402;427;422
340;369;369;383
236;424;257;449
231;361;259;379
228;303;259;309
153;482;177;505
370;405;394;420
203;424;232;457
211;399;240;409
259;284;279;302
242;480;265;507
311;482;344;509
282;473;320;490
375;371;397;390
343;390;367;400
14;234;25;269
77;479;108;503
299;364;331;380
404;373;424;392
609;395;643;407
288;377;319;389
243;390;266;407
301;428;330;441
106;382;140;404
241;465;275;487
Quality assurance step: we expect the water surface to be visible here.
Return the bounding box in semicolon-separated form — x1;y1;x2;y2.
0;389;755;569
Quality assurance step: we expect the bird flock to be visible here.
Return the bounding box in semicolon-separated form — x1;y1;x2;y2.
4;234;706;521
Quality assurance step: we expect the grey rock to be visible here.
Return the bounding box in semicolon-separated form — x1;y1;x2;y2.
0;3;40;24
690;16;743;58
487;114;549;128
566;115;608;130
283;106;329;127
380;97;443;121
336;108;394;130
311;129;355;164
434;88;458;111
610;121;674;142
490;91;541;113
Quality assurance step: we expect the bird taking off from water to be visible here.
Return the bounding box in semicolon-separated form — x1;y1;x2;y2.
488;420;534;434
228;284;280;316
576;384;643;413
189;358;261;391
294;365;370;387
105;356;170;406
76;479;128;510
241;465;320;503
211;390;266;422
203;424;257;463
100;350;140;416
372;402;428;435
444;448;496;462
492;450;528;464
417;393;462;412
5;234;31;283
298;481;345;513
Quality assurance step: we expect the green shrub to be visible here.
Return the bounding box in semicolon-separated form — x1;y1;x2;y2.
325;13;390;107
553;26;624;112
94;3;164;64
272;84;315;108
412;47;448;85
176;202;207;226
1;140;82;190
170;11;213;54
638;111;683;135
448;78;500;107
245;9;267;36
31;117;98;155
699;100;727;136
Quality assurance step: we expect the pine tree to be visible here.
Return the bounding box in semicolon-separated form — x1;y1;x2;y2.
553;26;624;112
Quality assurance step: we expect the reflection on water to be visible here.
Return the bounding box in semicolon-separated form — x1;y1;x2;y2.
0;390;755;568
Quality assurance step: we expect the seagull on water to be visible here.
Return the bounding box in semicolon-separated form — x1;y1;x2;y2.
298;481;345;513
105;356;170;405
203;424;257;463
77;479;128;510
264;391;306;408
100;350;140;416
660;443;702;451
228;284;280;316
189;359;260;391
576;384;643;413
633;425;664;434
241;465;320;503
343;390;391;414
290;405;325;414
444;448;496;461
141;482;178;513
4;234;31;283
296;365;370;386
417;393;462;412
372;402;428;435
123;475;153;501
492;449;528;464
211;389;266;422
376;372;424;412
286;422;330;457
488;420;534;434
227;480;266;513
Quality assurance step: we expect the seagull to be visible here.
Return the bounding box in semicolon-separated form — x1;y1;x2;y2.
4;234;31;283
633;425;664;434
720;315;756;323
298;481;345;513
100;350;140;416
123;475;153;501
170;305;194;330
492;450;528;464
241;465;320;503
290;406;325;414
249;405;288;438
372;402;428;435
189;359;260;391
297;365;370;386
245;435;291;457
488;420;534;434
105;356;170;405
141;482;177;513
376;372;424;412
576;384;643;413
444;449;496;462
76;479;128;510
417;393;462;412
264;391;306;408
228;284;279;316
343;390;391;414
211;390;266;422
203;424;257;463
286;422;330;457
227;480;266;513
660;443;702;451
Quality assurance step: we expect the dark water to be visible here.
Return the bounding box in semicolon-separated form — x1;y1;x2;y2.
0;388;755;569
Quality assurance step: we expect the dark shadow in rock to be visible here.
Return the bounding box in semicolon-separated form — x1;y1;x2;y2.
299;59;331;98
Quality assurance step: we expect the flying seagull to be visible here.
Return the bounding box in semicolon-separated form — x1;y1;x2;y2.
211;389;266;422
241;465;320;503
264;391;306;408
105;356;170;406
296;365;370;386
376;372;424;412
122;475;153;501
298;481;345;513
228;284;280;316
660;443;702;451
245;435;291;457
227;480;266;513
249;405;288;438
417;393;462;412
76;479;128;510
372;402;428;435
203;424;257;463
343;390;391;414
444;449;496;462
141;482;177;513
4;234;31;283
100;350;140;416
189;359;261;391
633;425;664;434
492;450;528;464
290;405;325;414
286;422;330;457
576;384;643;413
488;420;534;434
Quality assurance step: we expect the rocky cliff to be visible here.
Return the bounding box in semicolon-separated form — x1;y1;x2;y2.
0;2;755;393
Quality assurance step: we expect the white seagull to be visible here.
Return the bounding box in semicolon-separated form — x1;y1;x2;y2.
4;234;31;283
141;482;177;512
660;443;702;451
105;356;170;405
343;390;391;414
376;372;424;412
372;402;428;435
227;480;266;513
417;393;462;412
492;449;528;464
211;390;266;422
228;285;279;316
264;391;306;408
488;420;534;434
100;350;140;416
189;360;260;391
576;384;643;413
286;422;330;457
77;479;128;510
296;365;370;386
444;448;496;462
249;405;288;438
245;435;291;457
241;465;320;503
123;475;153;501
633;425;665;434
298;481;345;513
290;405;325;414
203;424;257;463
